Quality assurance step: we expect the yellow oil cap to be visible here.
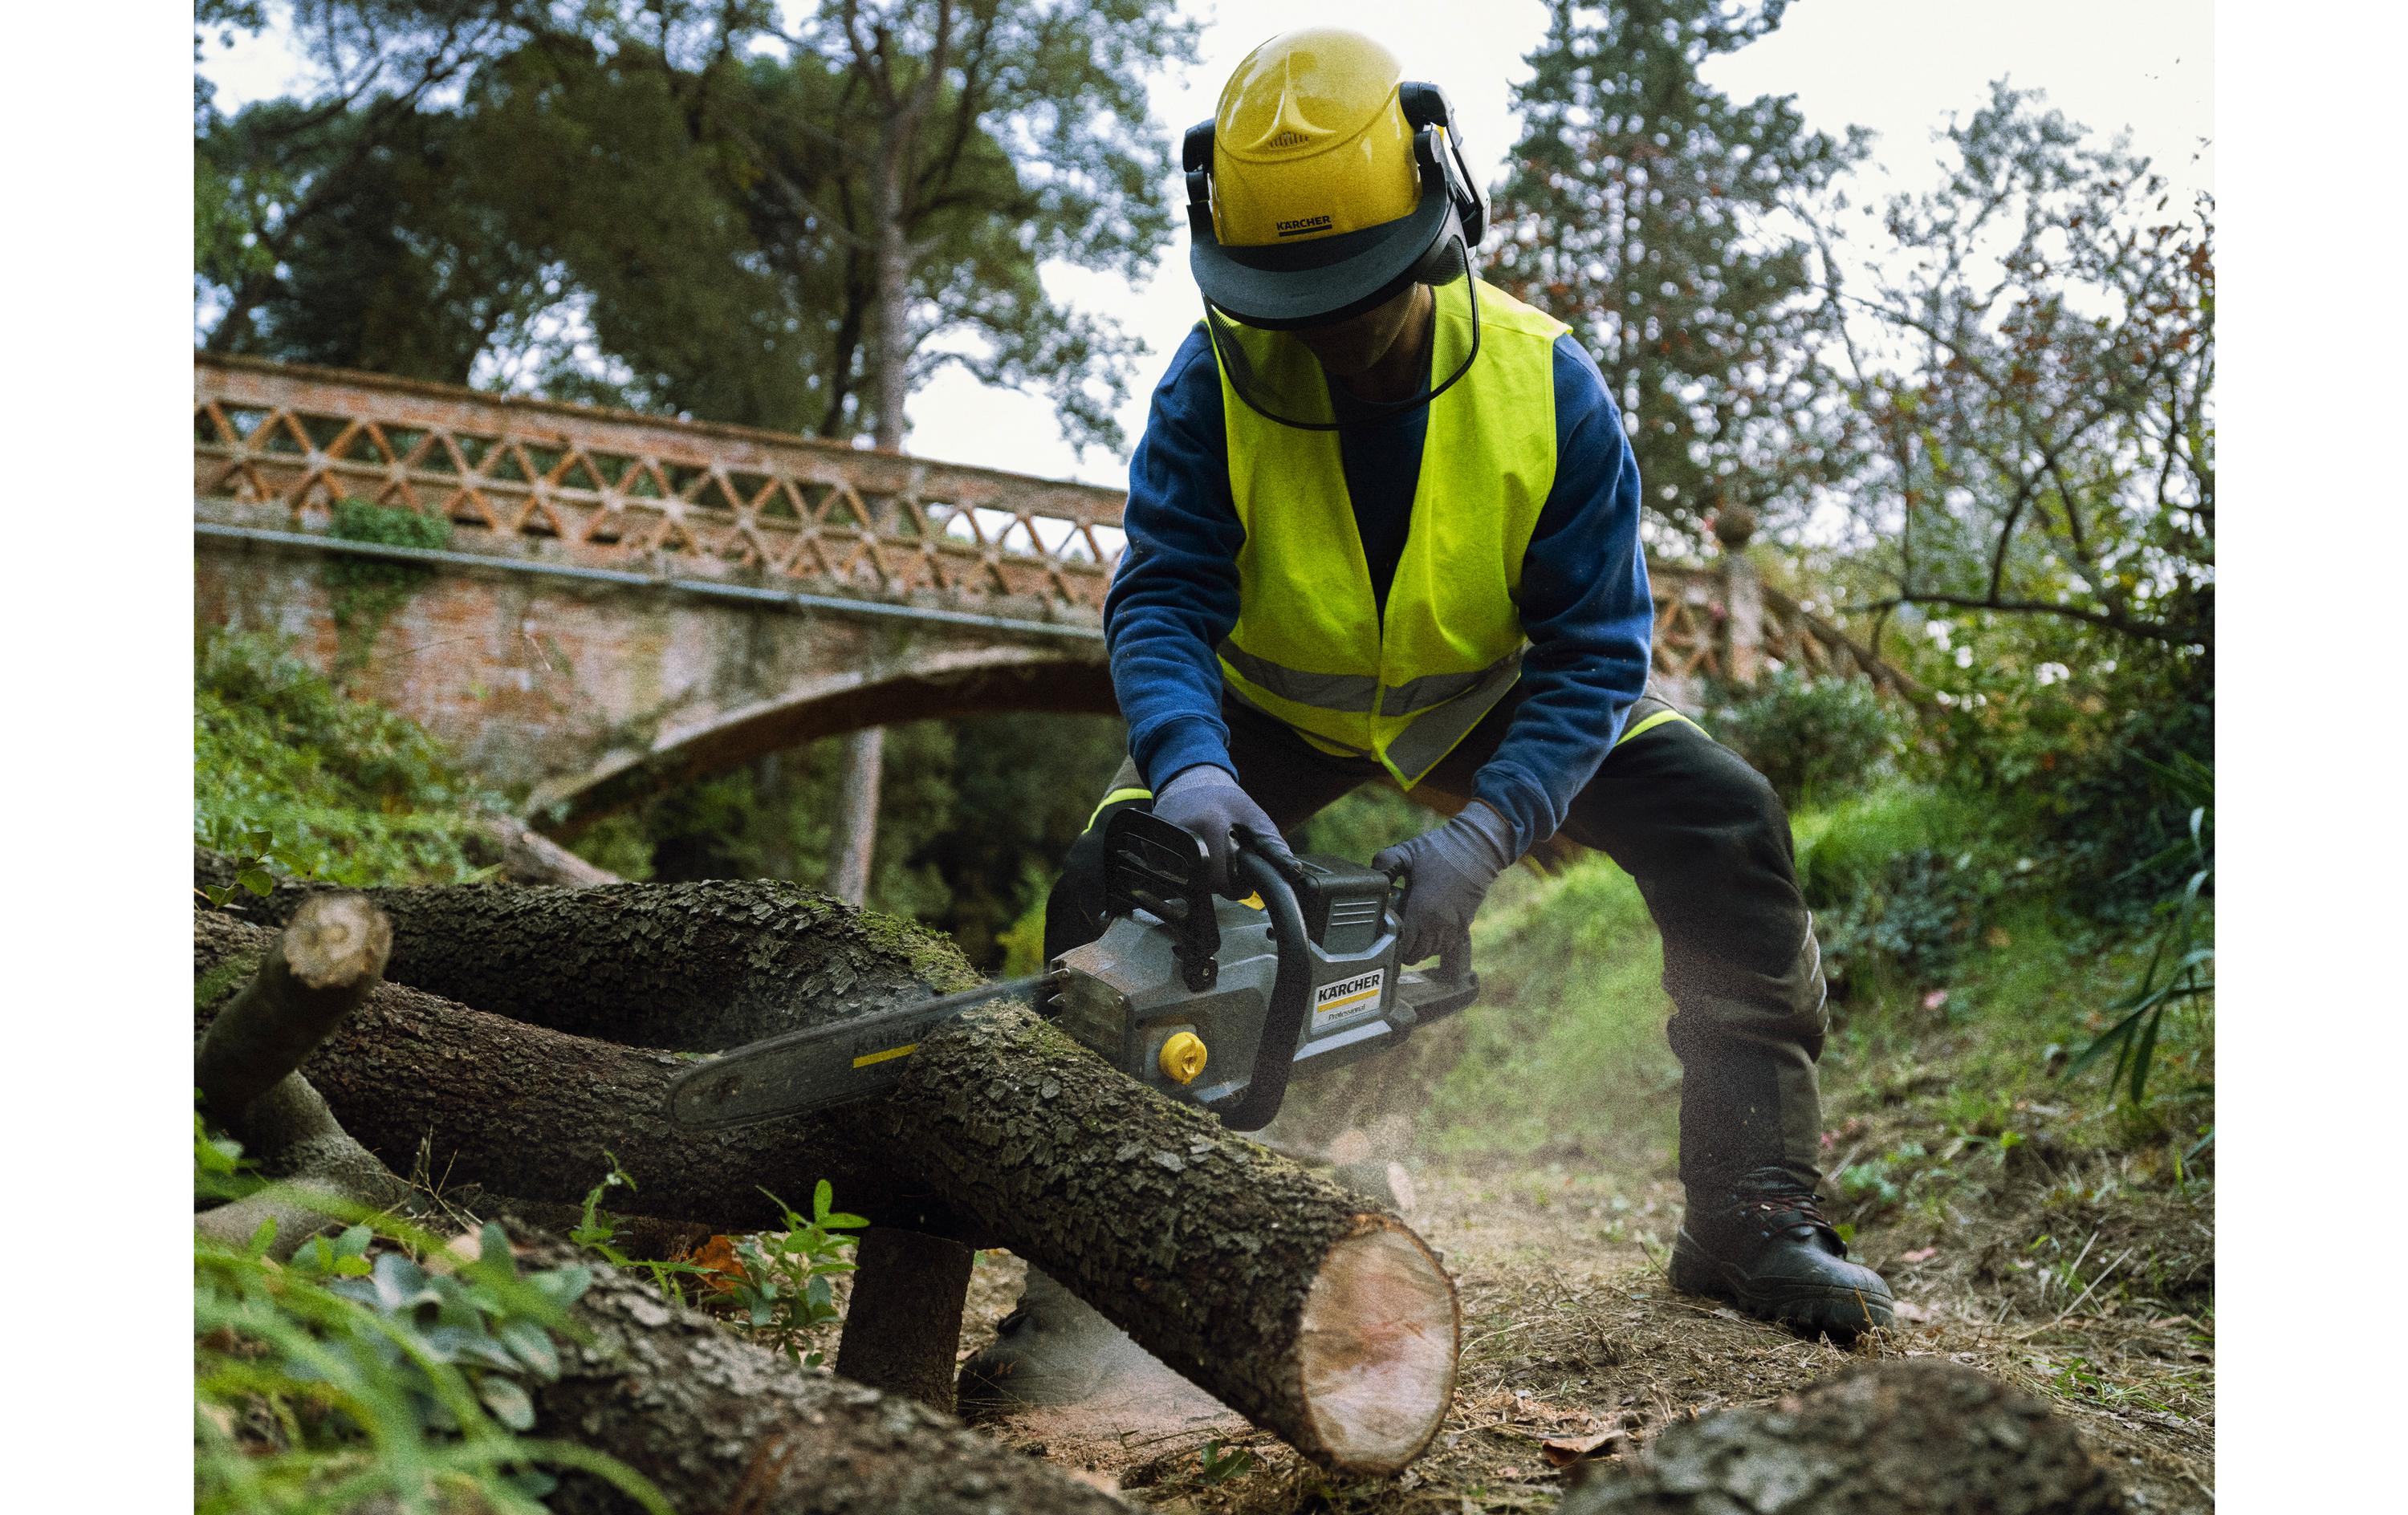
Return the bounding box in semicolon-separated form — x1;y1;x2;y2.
1158;1031;1209;1086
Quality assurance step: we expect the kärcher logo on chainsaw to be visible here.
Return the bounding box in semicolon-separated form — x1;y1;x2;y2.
1312;969;1385;1030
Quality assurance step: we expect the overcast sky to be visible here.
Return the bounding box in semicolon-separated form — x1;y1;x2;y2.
201;1;2213;486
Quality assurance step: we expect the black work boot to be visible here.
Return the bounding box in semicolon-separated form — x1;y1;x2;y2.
1670;1166;1894;1341
956;1268;1130;1409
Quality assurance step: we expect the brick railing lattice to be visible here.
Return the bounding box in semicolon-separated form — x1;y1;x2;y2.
193;354;1917;699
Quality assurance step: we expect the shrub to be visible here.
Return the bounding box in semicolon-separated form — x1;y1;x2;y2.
1699;669;1905;809
1793;785;2021;989
194;629;494;887
325;496;454;675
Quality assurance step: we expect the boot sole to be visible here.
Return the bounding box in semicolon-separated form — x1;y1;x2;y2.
1669;1229;1894;1341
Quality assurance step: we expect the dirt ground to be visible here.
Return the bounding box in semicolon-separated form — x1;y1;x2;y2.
950;1141;2214;1513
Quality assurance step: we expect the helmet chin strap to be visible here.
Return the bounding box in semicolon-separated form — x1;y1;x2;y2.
1205;241;1483;433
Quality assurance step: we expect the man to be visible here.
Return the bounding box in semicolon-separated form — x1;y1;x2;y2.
962;26;1890;1405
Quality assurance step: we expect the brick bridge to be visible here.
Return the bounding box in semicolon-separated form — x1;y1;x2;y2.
193;354;1911;831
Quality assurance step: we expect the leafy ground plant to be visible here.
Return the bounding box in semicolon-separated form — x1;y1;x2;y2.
195;1107;668;1514
715;1181;868;1366
2064;756;2213;1113
196;1222;667;1514
195;628;498;888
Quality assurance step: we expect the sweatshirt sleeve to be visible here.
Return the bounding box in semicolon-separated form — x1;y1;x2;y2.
1468;335;1655;856
1102;328;1246;790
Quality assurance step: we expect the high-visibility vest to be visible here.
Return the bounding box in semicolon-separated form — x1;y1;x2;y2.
1209;278;1570;788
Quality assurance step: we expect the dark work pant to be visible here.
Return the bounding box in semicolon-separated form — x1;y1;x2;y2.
1043;690;1832;1194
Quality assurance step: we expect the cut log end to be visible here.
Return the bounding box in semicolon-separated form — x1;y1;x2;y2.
1295;1214;1460;1474
282;892;393;992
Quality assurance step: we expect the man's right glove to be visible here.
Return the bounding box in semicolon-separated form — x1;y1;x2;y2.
1151;763;1290;896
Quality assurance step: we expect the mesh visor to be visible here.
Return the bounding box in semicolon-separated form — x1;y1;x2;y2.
1202;249;1482;433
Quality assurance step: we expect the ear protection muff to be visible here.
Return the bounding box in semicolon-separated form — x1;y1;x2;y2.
1397;82;1489;267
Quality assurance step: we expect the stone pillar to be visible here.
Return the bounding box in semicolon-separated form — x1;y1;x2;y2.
1714;504;1763;685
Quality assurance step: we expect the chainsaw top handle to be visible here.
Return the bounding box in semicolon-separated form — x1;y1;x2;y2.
1212;836;1312;1132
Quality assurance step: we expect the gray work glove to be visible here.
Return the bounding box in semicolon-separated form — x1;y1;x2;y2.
1152;763;1291;896
1373;801;1518;965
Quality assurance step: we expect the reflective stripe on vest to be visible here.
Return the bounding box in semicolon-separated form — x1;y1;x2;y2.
1210;278;1571;788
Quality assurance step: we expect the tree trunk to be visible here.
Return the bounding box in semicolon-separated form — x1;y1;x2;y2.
830;727;885;906
529;1229;1132;1515
193;871;1463;1473
829;101;917;909
1555;1361;2125;1515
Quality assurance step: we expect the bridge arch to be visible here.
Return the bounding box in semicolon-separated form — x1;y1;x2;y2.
531;643;1116;831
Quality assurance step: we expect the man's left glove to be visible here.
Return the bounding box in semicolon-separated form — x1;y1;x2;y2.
1373;801;1518;965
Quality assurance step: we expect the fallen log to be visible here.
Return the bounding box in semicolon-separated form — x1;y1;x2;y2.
195;867;982;1052
473;812;625;886
193;872;1462;1475
889;1001;1458;1475
193;908;949;1238
518;1229;1131;1515
1556;1360;2126;1515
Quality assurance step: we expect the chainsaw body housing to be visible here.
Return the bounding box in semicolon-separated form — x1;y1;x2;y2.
1051;810;1476;1123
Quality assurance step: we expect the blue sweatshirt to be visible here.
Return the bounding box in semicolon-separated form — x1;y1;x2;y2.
1103;323;1654;859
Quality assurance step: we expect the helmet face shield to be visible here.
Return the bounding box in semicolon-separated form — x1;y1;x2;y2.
1200;243;1483;433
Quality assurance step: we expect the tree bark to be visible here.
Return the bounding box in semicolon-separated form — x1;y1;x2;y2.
523;1229;1131;1515
836;1228;976;1412
193;908;965;1239
193;871;1462;1474
1555;1361;2125;1515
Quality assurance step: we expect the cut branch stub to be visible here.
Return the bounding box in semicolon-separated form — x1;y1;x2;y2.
196;892;392;1115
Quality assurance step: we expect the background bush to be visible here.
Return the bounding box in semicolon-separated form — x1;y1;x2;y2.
195;629;494;887
1699;669;1905;809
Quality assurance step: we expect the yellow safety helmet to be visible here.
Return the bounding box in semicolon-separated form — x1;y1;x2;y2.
1182;29;1491;424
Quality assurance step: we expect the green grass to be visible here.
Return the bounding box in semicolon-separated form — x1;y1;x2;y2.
1415;778;2213;1181
1426;854;1680;1160
194;629;499;888
1790;782;1994;906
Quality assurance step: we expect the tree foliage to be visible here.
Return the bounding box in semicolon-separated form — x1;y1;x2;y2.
1487;0;1863;550
194;0;1198;454
1813;82;2213;659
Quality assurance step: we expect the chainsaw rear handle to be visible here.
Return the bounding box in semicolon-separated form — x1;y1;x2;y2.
1208;837;1312;1132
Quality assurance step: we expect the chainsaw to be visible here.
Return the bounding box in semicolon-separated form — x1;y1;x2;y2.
665;806;1480;1135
